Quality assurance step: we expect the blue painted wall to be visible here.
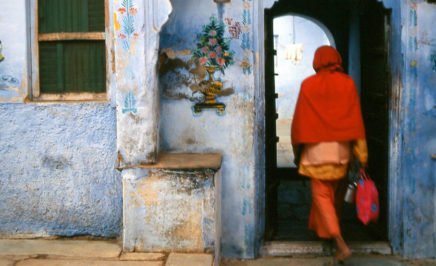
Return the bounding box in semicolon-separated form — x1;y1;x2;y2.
0;0;28;102
0;0;434;259
0;103;121;237
159;0;258;258
159;0;436;259
396;0;436;258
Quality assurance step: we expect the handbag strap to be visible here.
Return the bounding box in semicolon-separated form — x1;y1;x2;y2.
359;168;370;180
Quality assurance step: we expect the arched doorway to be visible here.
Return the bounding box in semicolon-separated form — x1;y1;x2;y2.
264;0;391;244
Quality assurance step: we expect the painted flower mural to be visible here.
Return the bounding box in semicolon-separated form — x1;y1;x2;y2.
116;0;138;50
159;16;236;116
192;16;234;74
189;16;236;115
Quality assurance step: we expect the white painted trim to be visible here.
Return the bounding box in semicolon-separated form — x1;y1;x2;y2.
30;0;40;97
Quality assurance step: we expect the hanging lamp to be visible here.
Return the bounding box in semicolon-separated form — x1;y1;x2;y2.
285;17;303;64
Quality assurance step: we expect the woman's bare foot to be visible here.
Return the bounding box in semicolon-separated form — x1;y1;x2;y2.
335;246;352;261
334;235;352;262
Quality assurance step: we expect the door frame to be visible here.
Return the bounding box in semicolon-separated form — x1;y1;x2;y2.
254;0;401;253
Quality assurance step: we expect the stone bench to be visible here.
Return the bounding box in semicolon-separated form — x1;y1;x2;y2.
122;153;222;257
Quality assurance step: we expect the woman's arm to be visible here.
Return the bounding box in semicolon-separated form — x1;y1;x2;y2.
353;139;368;167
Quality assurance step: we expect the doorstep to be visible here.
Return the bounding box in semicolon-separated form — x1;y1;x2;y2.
260;241;391;257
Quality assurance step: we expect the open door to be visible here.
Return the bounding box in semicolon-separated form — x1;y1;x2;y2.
360;0;391;239
264;0;390;243
264;8;279;240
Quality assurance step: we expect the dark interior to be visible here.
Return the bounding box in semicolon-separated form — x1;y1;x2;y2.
264;0;390;242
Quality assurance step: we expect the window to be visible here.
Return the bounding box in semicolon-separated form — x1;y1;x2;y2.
31;0;108;101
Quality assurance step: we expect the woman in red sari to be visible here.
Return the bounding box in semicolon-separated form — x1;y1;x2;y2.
291;45;368;261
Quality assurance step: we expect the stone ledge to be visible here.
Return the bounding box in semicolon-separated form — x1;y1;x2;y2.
125;153;222;170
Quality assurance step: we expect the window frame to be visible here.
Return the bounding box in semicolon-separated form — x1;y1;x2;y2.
30;0;110;102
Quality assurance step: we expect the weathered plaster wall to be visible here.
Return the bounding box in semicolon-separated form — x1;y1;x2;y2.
0;0;28;102
159;0;257;258
0;103;121;237
123;168;219;252
398;0;436;258
0;0;122;238
374;0;436;258
115;0;172;166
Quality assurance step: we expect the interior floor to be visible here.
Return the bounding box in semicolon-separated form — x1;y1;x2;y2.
272;179;383;241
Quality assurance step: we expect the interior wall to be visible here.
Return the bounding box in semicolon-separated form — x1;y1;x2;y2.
265;1;351;71
159;0;258;258
273;16;331;167
273;15;330;120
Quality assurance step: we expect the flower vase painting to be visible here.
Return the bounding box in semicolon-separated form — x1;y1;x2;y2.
191;16;235;115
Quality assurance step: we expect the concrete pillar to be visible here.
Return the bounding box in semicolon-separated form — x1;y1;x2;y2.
115;0;172;166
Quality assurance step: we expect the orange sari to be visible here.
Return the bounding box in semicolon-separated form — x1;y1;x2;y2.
291;46;367;239
309;179;345;238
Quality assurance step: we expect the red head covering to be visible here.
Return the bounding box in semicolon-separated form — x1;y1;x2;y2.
312;45;344;73
291;46;365;145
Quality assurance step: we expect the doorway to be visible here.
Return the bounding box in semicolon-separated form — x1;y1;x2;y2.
264;0;391;242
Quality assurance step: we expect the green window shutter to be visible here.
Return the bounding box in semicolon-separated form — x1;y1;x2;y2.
38;0;106;94
63;41;106;93
39;42;59;93
39;0;104;33
88;0;105;32
39;41;106;93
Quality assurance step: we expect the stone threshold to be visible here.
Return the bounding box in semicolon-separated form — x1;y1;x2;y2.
260;241;392;257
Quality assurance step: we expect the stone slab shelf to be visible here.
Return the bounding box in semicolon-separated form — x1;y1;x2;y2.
127;152;222;170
